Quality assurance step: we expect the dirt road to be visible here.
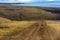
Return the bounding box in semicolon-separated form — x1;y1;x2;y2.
0;21;57;40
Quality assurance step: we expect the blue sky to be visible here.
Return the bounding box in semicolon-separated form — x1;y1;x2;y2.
0;0;60;7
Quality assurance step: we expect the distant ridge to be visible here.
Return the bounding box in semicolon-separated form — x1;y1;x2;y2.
0;4;60;20
0;3;24;4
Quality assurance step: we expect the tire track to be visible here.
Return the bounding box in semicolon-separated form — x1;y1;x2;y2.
16;22;41;40
0;21;57;40
24;22;41;40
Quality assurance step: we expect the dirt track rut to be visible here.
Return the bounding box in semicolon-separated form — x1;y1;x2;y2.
0;21;56;40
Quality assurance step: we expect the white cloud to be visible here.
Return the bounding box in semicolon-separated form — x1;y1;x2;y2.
17;0;33;2
0;0;34;3
0;0;16;2
47;0;54;1
7;0;15;2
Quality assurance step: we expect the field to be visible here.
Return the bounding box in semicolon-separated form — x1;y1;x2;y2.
0;21;36;36
0;4;60;40
0;20;60;40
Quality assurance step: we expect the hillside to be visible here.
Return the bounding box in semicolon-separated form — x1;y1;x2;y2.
40;7;60;14
0;4;60;40
0;17;11;23
0;4;60;20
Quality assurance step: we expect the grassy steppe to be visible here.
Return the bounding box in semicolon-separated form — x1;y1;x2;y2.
0;20;60;37
0;21;37;37
0;4;60;40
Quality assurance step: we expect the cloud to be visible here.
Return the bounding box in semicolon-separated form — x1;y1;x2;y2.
48;0;54;1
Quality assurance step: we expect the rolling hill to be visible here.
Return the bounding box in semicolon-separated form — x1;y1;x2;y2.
0;4;60;40
0;4;60;20
40;7;60;14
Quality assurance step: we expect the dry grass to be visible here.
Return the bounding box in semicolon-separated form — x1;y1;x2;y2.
46;20;60;33
46;20;60;38
0;21;37;37
0;20;60;40
0;17;11;23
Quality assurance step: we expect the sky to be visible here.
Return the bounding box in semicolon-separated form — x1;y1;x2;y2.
0;0;60;7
